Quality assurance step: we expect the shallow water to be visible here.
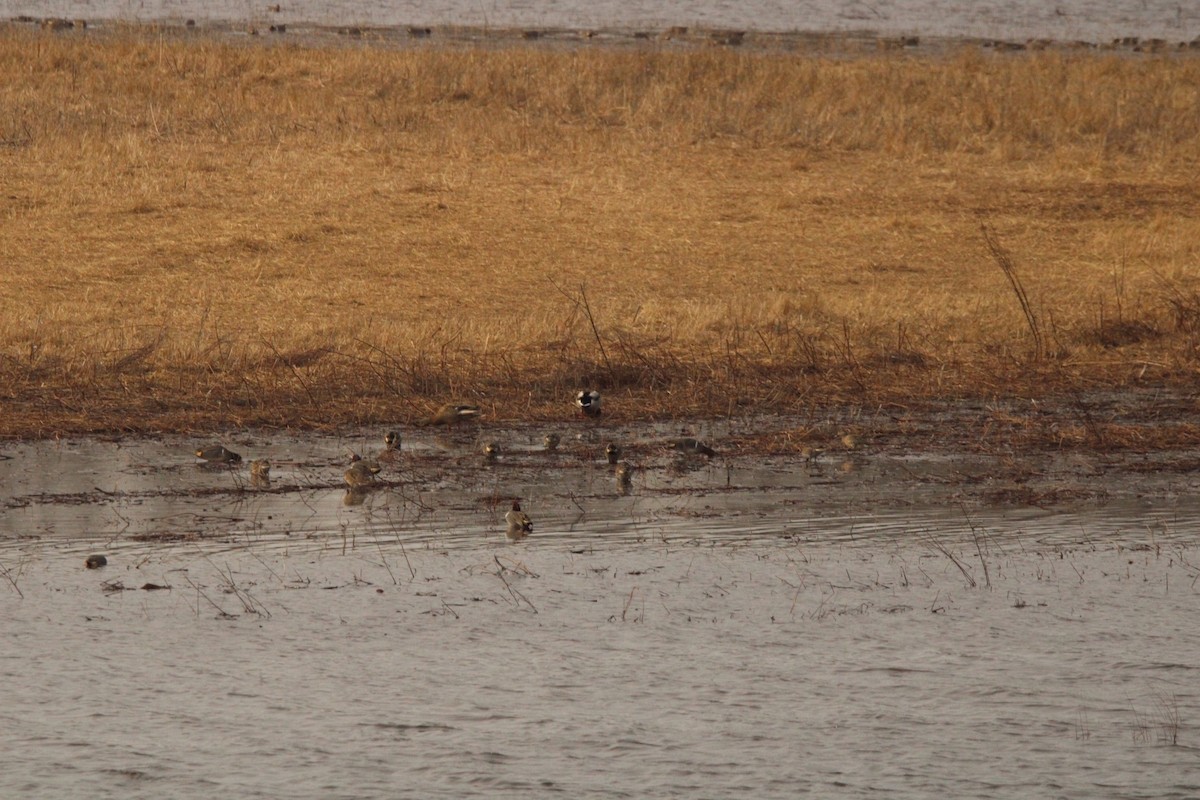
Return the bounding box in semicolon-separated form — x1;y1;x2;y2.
6;0;1199;42
2;428;1199;798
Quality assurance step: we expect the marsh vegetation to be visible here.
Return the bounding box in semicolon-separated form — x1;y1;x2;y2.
2;27;1199;435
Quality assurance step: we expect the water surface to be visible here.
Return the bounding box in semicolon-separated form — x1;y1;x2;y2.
6;0;1198;42
2;428;1198;798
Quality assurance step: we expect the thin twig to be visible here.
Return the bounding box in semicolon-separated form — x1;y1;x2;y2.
396;537;416;580
959;503;991;590
982;223;1043;360
0;559;24;599
184;574;235;618
493;555;537;612
925;536;976;588
374;535;398;585
549;279;612;374
621;586;639;621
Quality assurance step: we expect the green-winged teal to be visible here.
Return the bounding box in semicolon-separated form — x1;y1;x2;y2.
482;442;500;463
344;460;381;488
543;433;561;451
195;445;242;463
429;404;482;425
671;437;717;458
505;499;533;538
575;390;601;417
605;442;621;464
85;554;107;569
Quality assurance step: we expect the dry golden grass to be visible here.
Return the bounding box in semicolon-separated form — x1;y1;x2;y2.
2;26;1200;435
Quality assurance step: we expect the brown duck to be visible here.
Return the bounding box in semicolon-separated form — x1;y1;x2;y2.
505;499;533;538
428;404;482;425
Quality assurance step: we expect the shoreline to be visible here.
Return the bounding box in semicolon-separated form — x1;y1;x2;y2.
11;15;1200;56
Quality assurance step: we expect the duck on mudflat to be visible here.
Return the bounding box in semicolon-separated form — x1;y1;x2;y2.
614;462;634;491
250;459;271;485
575;390;601;417
429;404;482;425
195;445;242;463
671;437;717;458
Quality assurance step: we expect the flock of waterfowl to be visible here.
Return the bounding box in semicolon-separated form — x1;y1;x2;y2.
191;391;720;541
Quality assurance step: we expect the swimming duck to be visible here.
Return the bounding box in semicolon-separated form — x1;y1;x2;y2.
85;554;107;569
671;437;717;458
505;499;533;538
344;459;381;488
482;442;500;463
605;442;621;465
195;445;242;463
575;390;602;417
429;404;482;425
543;433;560;451
249;459;271;486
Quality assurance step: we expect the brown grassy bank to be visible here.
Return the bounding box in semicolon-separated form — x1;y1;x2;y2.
2;27;1200;437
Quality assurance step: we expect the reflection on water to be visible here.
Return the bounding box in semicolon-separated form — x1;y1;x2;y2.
1;430;1199;798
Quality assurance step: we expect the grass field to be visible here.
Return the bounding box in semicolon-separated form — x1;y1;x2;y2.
2;26;1199;436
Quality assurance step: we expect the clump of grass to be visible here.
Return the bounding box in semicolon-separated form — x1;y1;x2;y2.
2;28;1200;435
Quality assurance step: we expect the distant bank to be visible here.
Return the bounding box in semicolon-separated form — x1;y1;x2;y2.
4;0;1198;43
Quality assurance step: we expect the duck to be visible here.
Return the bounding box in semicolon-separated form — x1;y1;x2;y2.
482;442;500;463
195;445;242;463
575;390;602;417
429;404;482;425
249;459;271;485
543;433;560;451
800;445;826;463
344;459;381;488
614;462;634;491
604;442;621;464
671;437;717;458
377;430;403;463
505;499;533;538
